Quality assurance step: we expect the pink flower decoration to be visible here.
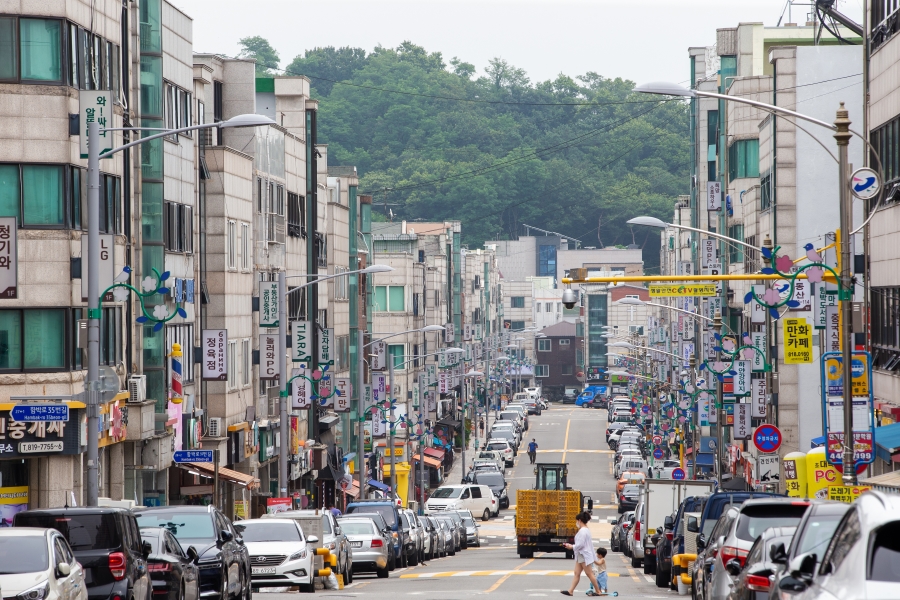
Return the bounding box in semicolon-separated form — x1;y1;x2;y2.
806;266;824;283
722;338;736;352
312;370;322;379
762;287;781;305
775;254;794;273
713;361;726;372
741;347;754;360
685;384;695;394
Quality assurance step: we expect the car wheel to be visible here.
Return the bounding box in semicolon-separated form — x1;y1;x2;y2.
301;581;316;593
644;558;655;575
482;509;491;521
631;555;641;568
409;550;419;566
376;567;389;578
243;573;252;600
656;567;670;588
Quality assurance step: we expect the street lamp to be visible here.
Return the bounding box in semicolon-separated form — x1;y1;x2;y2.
277;263;395;499
84;113;276;506
627;216;761;255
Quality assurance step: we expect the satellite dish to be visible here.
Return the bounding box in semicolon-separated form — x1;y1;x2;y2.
99;365;120;402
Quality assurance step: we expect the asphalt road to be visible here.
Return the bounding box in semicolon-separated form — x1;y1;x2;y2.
254;403;673;599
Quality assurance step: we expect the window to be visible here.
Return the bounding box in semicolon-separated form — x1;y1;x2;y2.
872;287;900;371
728;139;760;181
227;220;236;268
576;347;584;367
227;340;236;390
164;202;193;253
869;521;900;581
505;320;525;331
336;335;350;371
535;303;541;313
537;339;551;352
20;18;62;82
821;508;860;576
510;297;525;308
23;164;64;226
728;224;744;263
544;302;551;313
561;364;574;376
241;339;251;386
374;286;405;312
388;344;405;370
538;244;557;278
315;232;327;268
559;338;570;346
72;169;121;233
164;82;192;137
760;169;773;211
287;192;304;238
535;365;549;377
166;324;195;383
0;309;68;371
334;267;348;300
470;486;482;499
872;115;900;188
241;223;250;270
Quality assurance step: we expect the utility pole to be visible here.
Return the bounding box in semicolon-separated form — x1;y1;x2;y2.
389;358;397;495
86;120;101;507
358;329;366;498
834;104;858;486
278;271;289;498
714;312;724;480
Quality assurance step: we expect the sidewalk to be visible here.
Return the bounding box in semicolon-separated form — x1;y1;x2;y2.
443;411;497;485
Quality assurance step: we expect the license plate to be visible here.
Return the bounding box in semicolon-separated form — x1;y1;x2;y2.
251;567;276;574
351;541;363;548
551;538;566;543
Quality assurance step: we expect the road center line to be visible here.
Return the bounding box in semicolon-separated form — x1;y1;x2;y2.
485;555;537;593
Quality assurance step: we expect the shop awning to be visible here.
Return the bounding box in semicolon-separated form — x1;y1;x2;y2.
341;479;360;498
424;447;446;461
367;479;391;493
412;454;442;469
437;417;461;429
875;422;900;463
861;470;900;493
695;453;715;466
810;436;825;448
182;463;260;489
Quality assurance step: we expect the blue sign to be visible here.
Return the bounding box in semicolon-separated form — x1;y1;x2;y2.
653;448;664;460
753;424;782;454
11;404;69;422
173;450;214;463
671;468;686;480
641;405;650;414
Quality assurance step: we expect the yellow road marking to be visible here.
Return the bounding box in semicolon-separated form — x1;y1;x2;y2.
486;556;536;592
562;420;571;462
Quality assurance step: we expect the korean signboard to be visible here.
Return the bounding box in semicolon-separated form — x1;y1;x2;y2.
733;360;750;396
318;328;333;366
756;454;780;484
734;403;750;439
815;283;837;329
334;378;352;413
648;284;717;297
371;340;386;371
291;369;311;410
825;305;841;352
783;318;813;364
439;370;450;393
827;485;871;503
0;409;83;458
702;264;723;296
291;321;313;364
821;350;875;467
202;330;228;381
791;280;811;311
474;324;482;340
371;411;386;437
79;91;113;158
372;374;386;405
362;384;373;414
697;394;710;426
701;238;718;268
823;353;870;397
751;332;767;371
426;391;436;412
463;324;472;341
259;281;279;327
259;334;280;380
707;181;722;211
752;378;767;418
318;377;334;408
750;285;767;324
81;234;115;302
0;218;17;298
444;324;455;343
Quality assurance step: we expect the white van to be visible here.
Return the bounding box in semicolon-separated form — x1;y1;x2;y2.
425;484;498;520
615;457;648;478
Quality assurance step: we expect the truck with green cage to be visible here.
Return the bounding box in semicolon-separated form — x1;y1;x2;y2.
515;463;585;558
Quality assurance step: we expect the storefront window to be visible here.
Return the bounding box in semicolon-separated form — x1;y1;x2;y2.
0;310;22;370
19;18;61;82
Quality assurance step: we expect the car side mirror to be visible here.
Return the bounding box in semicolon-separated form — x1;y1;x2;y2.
725;559;742;577
687;517;699;533
307;535;319;544
220;529;234;543
696;534;706;551
664;515;674;530
57;562;71;577
187;546;199;563
770;542;787;564
142;540;153;558
790;553;817;583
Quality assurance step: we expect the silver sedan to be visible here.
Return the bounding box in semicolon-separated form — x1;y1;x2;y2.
338;518;390;579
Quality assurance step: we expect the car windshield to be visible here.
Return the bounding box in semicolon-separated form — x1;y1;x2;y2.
623;485;642;495
735;505;809;542
15;513;121;551
475;473;504;487
430;488;463;499
796;513;845;557
0;536;49;574
487;443;508;450
135;511;216;541
236;521;302;542
461;517;476;527
340;522;377;536
346;505;397;528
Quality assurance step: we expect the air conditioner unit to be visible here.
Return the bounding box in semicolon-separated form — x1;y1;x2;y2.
207;417;223;438
128;375;147;403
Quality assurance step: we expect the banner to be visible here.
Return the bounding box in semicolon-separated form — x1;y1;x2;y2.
291;321;313;364
463;324;472;341
0;218;18;298
707;181;722;211
318;377;334;408
750;285;766;324
259;281;279;327
371;340;386;371
362;384;374;413
697;394;710;426
292;369;311;410
815;283;837;329
783;318;813;364
649;284;717;297
334;378;352;413
701;238;718;268
202;329;228;381
259;334;279;380
372;374;387;405
751;332;767;371
318;328;333;366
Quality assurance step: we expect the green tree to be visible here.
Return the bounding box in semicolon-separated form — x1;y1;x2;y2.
285;46;369;96
238;35;280;76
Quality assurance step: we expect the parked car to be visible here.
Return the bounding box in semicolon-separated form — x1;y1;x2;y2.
471;470;508;510
615;457;649;479
475;450;507;473
133;505;250;600
485;439;515;466
432;515;458;555
650;460;683;479
459;512;481;548
767;500;849;599
628;499;646;568
437;511;468;551
336;517;389;579
345;500;405;568
772;491;900;600
260;509;352;586
699;498;809;600
490;422;521;446
606;422;629;441
561;393;577;404
232;518;315;593
16;507;154;600
617;471;646;494
725;526;796;600
655;494;708;589
419;516;443;560
610;511;634;553
140;526;200;600
425;484;497;521
399;510;422;566
338;512;396;571
619;484;642;513
0;527;88;600
488;429;519;452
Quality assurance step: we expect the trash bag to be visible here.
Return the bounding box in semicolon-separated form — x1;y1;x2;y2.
325;573;339;590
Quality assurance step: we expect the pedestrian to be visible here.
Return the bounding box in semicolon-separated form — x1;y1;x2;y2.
586;548;608;595
560;512;601;596
527;438;538;464
327;502;342;517
479;418;485;433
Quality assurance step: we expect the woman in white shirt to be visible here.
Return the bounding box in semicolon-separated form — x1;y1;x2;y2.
561;512;601;596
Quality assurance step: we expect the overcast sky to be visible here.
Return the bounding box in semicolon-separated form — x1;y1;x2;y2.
174;0;864;85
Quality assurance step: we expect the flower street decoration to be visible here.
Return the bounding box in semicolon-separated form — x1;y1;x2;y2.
743;243;841;319
698;331;771;381
101;267;186;331
368;398;415;435
284;365;340;406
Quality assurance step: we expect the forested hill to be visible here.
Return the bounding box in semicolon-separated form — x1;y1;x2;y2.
248;40;691;270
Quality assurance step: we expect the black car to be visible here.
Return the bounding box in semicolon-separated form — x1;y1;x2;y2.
610;511;634;553
15;507;153;600
655;494;707;588
726;526;797;600
134;505;250;600
471;470;509;509
561;394;577;404
140;527;200;600
397;512;419;566
618;484;641;514
767;501;849;599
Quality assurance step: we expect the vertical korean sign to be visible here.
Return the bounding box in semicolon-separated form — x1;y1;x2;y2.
79;91;113;158
463;324;472;341
752;378;767;418
291;321;313;364
783;318;813;364
334;378;351;413
734;403;750;440
733;361;750;396
202;330;227;380
81;235;115;301
259;334;279;380
0;218;16;298
750;285;767;324
371;341;386;371
707;181;722;211
318;328;333;366
259;281;279;327
292;369;311;410
751;332;767;371
701;238;718;269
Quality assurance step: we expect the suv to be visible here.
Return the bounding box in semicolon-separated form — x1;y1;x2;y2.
134;505;251;600
260;509;352;585
655;494;708;588
345;500;406;567
485;439;515;466
15;507;153;600
471;469;508;510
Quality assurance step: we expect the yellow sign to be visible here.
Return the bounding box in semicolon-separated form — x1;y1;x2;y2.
649;284;717;297
783;318;813;364
234;500;248;519
827;485;871;503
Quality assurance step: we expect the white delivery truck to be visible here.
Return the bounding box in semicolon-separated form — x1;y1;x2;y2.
636;480;716;570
